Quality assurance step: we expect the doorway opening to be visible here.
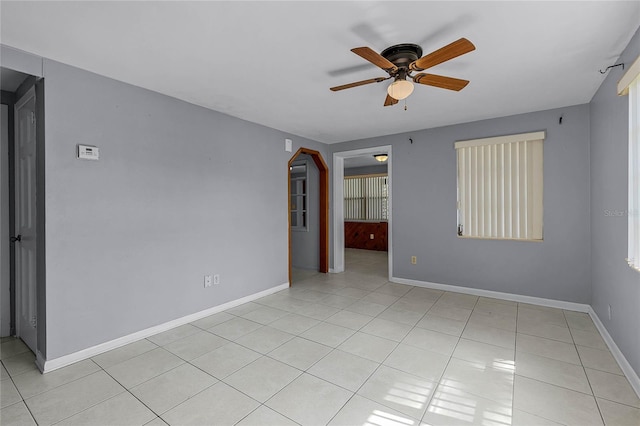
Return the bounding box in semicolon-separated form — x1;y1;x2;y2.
288;148;329;286
1;66;44;360
333;146;392;280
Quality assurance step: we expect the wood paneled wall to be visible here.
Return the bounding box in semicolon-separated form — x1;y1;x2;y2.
344;221;388;251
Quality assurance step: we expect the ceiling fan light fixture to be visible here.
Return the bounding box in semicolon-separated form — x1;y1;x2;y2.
387;79;414;100
374;154;388;162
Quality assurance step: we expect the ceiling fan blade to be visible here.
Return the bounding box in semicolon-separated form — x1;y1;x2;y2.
351;47;398;73
413;73;470;91
330;77;388;92
384;94;398;106
409;38;475;71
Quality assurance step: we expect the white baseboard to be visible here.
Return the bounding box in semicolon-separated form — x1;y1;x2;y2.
391;276;590;312
588;307;640;398
40;282;289;373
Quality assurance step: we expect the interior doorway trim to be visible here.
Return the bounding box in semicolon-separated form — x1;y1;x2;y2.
288;148;329;285
333;145;392;279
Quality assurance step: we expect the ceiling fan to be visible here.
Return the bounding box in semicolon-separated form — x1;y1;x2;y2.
330;38;475;106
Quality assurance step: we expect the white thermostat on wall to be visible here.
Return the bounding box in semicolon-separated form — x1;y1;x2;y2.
77;144;99;160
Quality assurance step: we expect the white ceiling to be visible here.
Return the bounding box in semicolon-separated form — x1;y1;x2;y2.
1;1;638;144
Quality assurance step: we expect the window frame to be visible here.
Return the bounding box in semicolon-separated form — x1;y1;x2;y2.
290;161;309;232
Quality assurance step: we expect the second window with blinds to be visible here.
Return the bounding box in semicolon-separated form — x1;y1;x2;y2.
344;175;388;221
455;131;544;241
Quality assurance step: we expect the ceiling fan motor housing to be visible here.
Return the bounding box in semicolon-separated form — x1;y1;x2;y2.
381;43;423;73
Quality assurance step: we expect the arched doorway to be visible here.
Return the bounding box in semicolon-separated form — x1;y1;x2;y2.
288;148;329;286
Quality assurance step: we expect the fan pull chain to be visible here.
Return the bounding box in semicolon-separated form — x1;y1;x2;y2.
404;99;407;111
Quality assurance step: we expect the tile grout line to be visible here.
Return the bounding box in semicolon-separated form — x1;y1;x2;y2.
260;272;490;421
2;357;39;426
215;358;302;426
565;311;608;426
333;286;450;423
9;359;107;418
163;318;307;424
264;274;398;425
95;336;239;424
415;290;468;423
512;310;567;425
90;356;171;425
323;312;404;425
512;307;607;424
298;275;407;425
102;339;293;426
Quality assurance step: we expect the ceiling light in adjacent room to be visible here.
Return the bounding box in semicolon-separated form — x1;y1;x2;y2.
374;154;388;162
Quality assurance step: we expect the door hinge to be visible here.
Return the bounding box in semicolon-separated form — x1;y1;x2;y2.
30;112;36;125
31;316;37;327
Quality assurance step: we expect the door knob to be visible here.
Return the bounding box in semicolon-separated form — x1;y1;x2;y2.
10;235;21;243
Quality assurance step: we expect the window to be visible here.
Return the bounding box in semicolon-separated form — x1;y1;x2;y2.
344;174;388;221
290;162;308;231
455;131;544;240
619;55;640;271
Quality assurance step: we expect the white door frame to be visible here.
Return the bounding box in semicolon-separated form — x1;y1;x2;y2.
332;145;392;279
0;105;10;337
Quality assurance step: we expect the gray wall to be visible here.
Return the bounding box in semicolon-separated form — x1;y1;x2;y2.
590;27;640;376
41;58;327;359
344;164;387;176
330;104;591;303
290;154;320;271
1;104;9;336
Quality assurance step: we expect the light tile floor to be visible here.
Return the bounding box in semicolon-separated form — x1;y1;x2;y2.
1;249;639;425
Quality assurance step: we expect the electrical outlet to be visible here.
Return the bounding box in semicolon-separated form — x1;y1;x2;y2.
411;256;417;265
608;304;612;320
370;234;374;239
204;275;212;288
213;274;220;285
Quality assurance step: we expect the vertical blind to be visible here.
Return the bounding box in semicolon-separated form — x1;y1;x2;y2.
623;72;640;271
455;131;544;240
344;175;388;221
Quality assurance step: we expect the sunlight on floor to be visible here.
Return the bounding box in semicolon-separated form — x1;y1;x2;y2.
383;379;435;410
365;409;417;426
463;358;515;374
492;358;515;373
428;385;477;423
426;383;512;426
